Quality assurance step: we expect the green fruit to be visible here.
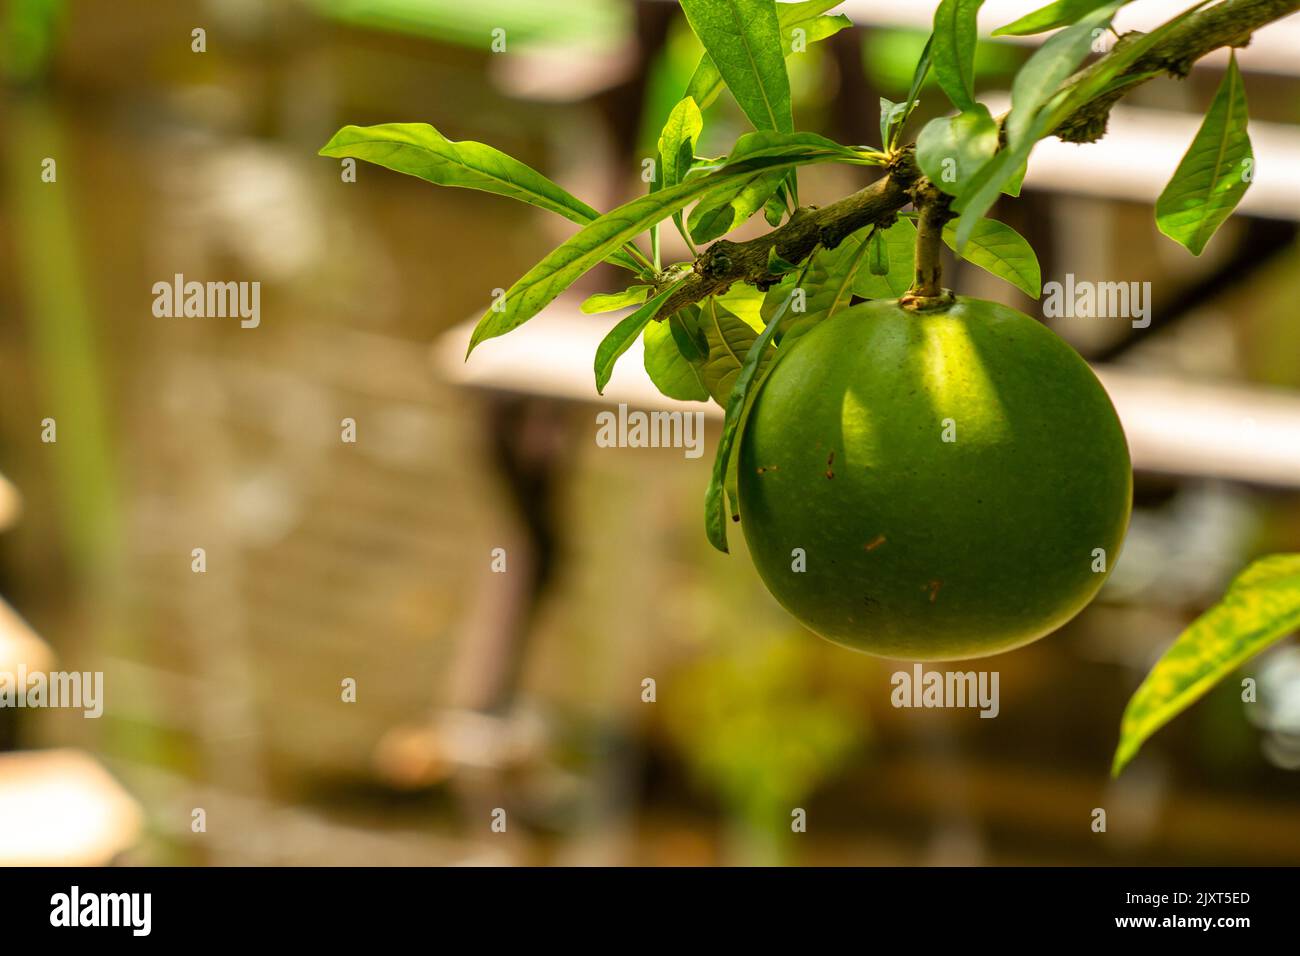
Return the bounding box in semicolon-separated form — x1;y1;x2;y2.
737;296;1131;660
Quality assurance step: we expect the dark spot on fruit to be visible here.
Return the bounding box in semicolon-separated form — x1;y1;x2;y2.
924;579;943;603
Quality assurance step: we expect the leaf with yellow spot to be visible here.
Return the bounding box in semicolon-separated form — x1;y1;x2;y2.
1112;554;1300;776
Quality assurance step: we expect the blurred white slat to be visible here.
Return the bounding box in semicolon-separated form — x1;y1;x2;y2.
980;96;1300;219
435;301;1300;489
835;0;1300;76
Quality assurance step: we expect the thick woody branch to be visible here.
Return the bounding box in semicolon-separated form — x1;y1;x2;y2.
654;0;1296;315
1055;0;1300;141
657;156;916;314
900;181;956;309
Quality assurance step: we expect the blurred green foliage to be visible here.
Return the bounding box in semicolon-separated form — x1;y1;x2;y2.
2;0;63;83
662;633;869;863
308;0;629;51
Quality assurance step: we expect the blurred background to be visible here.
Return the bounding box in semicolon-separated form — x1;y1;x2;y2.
1;0;1299;866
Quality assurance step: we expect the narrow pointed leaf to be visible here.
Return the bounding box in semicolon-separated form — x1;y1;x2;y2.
955;0;1210;251
319;122;644;274
1005;1;1124;149
580;286;653;314
891;33;935;149
690;168;787;243
659;97;705;243
658;97;704;190
1155;52;1253;256
1113;554;1300;776
705;290;790;552
880;98;908;148
680;0;793;134
994;0;1133;37
594;282;684;393
931;0;985;113
468;131;873;352
685;0;850;113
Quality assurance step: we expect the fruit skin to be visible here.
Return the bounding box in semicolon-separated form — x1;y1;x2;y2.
737;296;1132;660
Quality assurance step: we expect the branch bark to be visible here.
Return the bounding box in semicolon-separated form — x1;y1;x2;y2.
1056;0;1300;142
654;0;1298;316
658;155;916;315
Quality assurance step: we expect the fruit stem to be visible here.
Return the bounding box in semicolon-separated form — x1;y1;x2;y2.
901;180;955;312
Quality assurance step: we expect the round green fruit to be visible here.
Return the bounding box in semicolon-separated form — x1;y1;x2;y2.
737;295;1131;660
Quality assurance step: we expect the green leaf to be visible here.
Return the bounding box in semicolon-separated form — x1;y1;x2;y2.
892;33;935;149
680;0;793;134
689;168;787;243
644;315;711;402
1005;1;1123;149
767;245;799;275
1002;159;1028;197
669;307;711;361
658;97;705;244
717;281;767;332
879;98;908;149
658;97;704;190
704;289;791;553
942;217;1041;297
319;122;645;275
467;131;875;353
994;0;1133;37
868;227;890;276
580;285;653;314
1155;52;1253;256
593;282;683;393
954;0;1212;252
698;295;773;405
951;134;1041;252
685;0;851;113
1048;1;1212;120
758;229;876;344
853;218;917;298
931;0;986;113
763;182;789;226
1112;554;1300;777
916;104;999;198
